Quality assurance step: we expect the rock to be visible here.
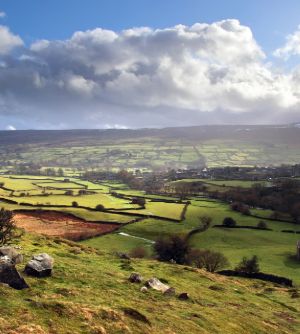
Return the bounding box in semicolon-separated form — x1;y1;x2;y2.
117;252;130;260
0;246;23;264
145;278;170;293
123;307;151;325
25;253;54;278
140;286;148;293
178;292;189;300
129;272;143;283
0;258;29;290
163;287;176;296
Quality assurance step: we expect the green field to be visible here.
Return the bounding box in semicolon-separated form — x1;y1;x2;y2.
0;174;299;285
83;197;300;284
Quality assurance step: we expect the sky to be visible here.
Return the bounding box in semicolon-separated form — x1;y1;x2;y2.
1;0;300;129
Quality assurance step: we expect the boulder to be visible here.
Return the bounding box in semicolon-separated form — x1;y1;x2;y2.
145;278;170;293
129;272;143;283
0;247;23;264
140;286;148;293
178;292;189;300
163;287;176;296
0;258;29;290
25;253;54;277
117;252;130;260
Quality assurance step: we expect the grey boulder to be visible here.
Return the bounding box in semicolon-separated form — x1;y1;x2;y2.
145;278;170;293
129;272;143;283
25;253;54;277
0;257;29;290
0;247;23;264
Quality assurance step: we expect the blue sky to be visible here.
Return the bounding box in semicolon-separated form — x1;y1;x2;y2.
1;0;300;54
0;1;300;129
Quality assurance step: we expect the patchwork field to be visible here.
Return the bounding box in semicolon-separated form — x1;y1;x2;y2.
0;174;299;285
2;125;300;172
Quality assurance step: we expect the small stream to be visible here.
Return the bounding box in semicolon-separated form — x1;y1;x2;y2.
118;232;155;244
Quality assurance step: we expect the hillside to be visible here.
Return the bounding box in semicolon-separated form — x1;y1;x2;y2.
1;232;299;334
1;124;300;171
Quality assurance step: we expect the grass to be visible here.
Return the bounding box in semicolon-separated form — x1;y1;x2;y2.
190;228;300;284
127;201;185;220
1;231;299;334
83;199;300;284
1;174;300;287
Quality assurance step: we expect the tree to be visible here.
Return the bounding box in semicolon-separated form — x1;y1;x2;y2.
257;221;268;229
64;190;74;196
131;197;146;208
0;209;17;246
230;202;250;215
72;201;79;207
222;217;237;227
186;249;229;272
291;203;300;224
57;168;64;177
95;204;105;211
154;234;190;264
199;216;212;229
235;255;260;274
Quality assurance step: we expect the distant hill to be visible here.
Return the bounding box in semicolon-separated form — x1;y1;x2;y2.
1;124;300;169
0;124;300;145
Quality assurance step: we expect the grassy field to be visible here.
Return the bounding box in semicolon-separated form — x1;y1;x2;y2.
1;174;299;285
83;198;300;284
1;232;299;334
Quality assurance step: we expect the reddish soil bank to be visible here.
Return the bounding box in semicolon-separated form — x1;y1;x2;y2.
14;211;119;241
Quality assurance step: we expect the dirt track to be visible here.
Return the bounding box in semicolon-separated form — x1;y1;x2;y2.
14;211;119;241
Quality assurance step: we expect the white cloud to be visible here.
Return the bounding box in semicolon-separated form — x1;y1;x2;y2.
6;125;16;131
0;19;300;128
0;25;23;54
0;12;6;18
274;26;300;59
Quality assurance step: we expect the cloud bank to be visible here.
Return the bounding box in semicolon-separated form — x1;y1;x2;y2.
0;19;300;129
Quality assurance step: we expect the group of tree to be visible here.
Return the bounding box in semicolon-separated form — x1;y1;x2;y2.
230;202;250;215
8;164;65;177
209;179;300;223
153;233;229;272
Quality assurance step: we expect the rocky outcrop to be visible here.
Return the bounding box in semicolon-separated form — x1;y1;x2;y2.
145;278;170;293
178;292;189;300
163;287;176;296
0;246;23;264
0;257;29;290
25;253;54;277
117;252;130;260
129;272;143;283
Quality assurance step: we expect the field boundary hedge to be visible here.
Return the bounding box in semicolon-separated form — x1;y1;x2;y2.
213;225;273;231
218;270;293;287
0;197;180;222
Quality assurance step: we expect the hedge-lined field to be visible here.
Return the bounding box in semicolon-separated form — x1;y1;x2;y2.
0;174;299;284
